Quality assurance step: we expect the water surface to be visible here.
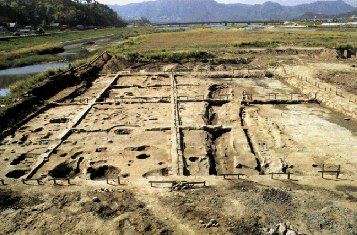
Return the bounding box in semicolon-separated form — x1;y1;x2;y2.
0;63;69;76
0;62;69;96
0;88;9;96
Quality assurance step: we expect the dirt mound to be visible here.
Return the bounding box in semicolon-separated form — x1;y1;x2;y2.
0;189;21;210
193;64;214;72
317;69;357;95
0;189;172;235
87;164;119;180
142;167;170;178
261;188;292;204
229;216;263;235
317;49;339;61
0;189;41;210
125;145;151;151
101;56;131;74
48;157;84;178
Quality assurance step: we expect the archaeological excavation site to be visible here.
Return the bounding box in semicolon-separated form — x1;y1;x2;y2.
0;47;356;235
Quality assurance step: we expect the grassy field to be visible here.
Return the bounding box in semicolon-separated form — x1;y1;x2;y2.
0;27;156;70
3;26;355;70
112;28;357;57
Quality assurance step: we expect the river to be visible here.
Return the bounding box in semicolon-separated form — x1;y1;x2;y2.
0;63;69;96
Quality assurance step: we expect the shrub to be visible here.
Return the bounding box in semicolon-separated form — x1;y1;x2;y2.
10;69;59;95
267;60;279;67
335;43;354;50
234;40;280;48
265;71;274;78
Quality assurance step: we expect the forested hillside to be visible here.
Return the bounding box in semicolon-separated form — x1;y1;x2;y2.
0;0;126;27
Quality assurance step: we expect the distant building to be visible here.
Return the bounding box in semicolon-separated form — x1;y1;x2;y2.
154;25;190;31
7;23;17;32
49;22;60;28
207;24;232;30
321;23;347;27
235;23;248;28
60;25;69;31
281;22;307;28
19;28;31;34
245;25;264;30
76;25;85;30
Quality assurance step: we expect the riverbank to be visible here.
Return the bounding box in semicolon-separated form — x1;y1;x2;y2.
0;27;156;97
0;51;114;137
0;27;156;70
0;63;70;97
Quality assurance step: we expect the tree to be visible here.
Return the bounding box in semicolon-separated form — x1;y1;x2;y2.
0;0;127;27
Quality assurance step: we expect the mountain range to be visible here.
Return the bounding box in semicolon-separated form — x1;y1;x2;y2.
110;0;356;22
216;0;357;6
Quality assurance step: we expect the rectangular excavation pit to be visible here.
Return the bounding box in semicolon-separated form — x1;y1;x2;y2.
181;130;209;176
76;103;172;130
31;129;173;179
178;103;206;126
232;77;304;101
176;85;209;99
4;104;86;142
176;75;212;86
0;104;87;174
108;86;171;100
181;128;235;176
244;103;357;175
115;75;171;87
64;75;117;102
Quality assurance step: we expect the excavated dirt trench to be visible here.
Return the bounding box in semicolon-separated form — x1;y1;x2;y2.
205;128;231;175
240;104;263;173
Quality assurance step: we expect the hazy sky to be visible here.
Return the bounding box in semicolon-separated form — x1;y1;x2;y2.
97;0;341;6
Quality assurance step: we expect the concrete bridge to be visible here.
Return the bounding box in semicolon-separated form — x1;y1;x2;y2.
152;20;284;26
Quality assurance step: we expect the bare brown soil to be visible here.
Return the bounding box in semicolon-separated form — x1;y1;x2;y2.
317;70;357;95
0;47;356;235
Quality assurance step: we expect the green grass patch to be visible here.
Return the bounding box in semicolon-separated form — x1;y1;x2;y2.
0;74;32;89
335;43;355;50
266;60;279;67
9;70;59;96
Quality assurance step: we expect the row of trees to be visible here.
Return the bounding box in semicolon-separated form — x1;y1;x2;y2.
0;0;127;27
